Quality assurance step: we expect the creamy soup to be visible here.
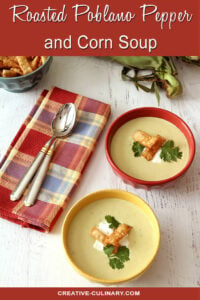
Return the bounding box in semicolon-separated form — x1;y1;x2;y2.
67;198;158;281
110;117;189;181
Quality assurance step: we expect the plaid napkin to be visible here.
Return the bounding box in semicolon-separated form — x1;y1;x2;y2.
0;87;111;232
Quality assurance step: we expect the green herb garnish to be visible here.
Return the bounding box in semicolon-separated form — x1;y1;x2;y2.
103;245;130;270
132;141;145;157
132;139;182;163
115;245;130;262
109;258;124;269
105;215;120;229
160;140;182;162
103;244;115;257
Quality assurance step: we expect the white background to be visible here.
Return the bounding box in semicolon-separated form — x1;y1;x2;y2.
0;56;200;287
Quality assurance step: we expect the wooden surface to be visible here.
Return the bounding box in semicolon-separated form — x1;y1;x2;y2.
0;56;200;287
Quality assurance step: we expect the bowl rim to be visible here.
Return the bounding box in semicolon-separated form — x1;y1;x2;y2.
0;56;52;80
105;107;196;186
61;189;161;284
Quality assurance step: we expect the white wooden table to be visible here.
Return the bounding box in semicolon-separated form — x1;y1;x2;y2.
0;57;200;287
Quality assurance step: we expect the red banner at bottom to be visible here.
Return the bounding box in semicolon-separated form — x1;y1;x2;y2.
0;288;199;300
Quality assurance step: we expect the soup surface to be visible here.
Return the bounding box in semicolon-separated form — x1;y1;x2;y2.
110;117;189;181
67;198;158;281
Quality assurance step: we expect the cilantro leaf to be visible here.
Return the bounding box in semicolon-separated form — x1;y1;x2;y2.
103;245;115;257
115;246;130;263
105;215;120;229
109;258;124;269
132;141;145;157
160;140;183;162
103;245;130;270
163;140;174;148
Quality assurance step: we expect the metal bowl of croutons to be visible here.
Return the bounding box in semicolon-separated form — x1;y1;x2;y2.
0;56;52;92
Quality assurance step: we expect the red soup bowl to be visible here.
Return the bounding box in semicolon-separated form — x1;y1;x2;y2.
105;107;195;190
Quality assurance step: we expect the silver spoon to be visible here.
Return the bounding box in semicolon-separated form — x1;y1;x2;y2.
10;103;76;204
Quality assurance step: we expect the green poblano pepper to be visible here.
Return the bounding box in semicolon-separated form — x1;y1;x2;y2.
179;56;200;66
111;56;165;70
110;56;183;100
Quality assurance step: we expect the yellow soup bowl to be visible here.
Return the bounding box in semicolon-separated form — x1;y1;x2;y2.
62;189;160;284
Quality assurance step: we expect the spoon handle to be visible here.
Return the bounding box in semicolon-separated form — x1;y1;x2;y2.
24;140;56;207
10;139;52;201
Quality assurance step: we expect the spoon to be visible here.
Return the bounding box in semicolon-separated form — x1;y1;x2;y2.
10;103;77;204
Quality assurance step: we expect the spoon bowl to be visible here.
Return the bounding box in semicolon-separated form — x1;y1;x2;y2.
52;103;77;138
